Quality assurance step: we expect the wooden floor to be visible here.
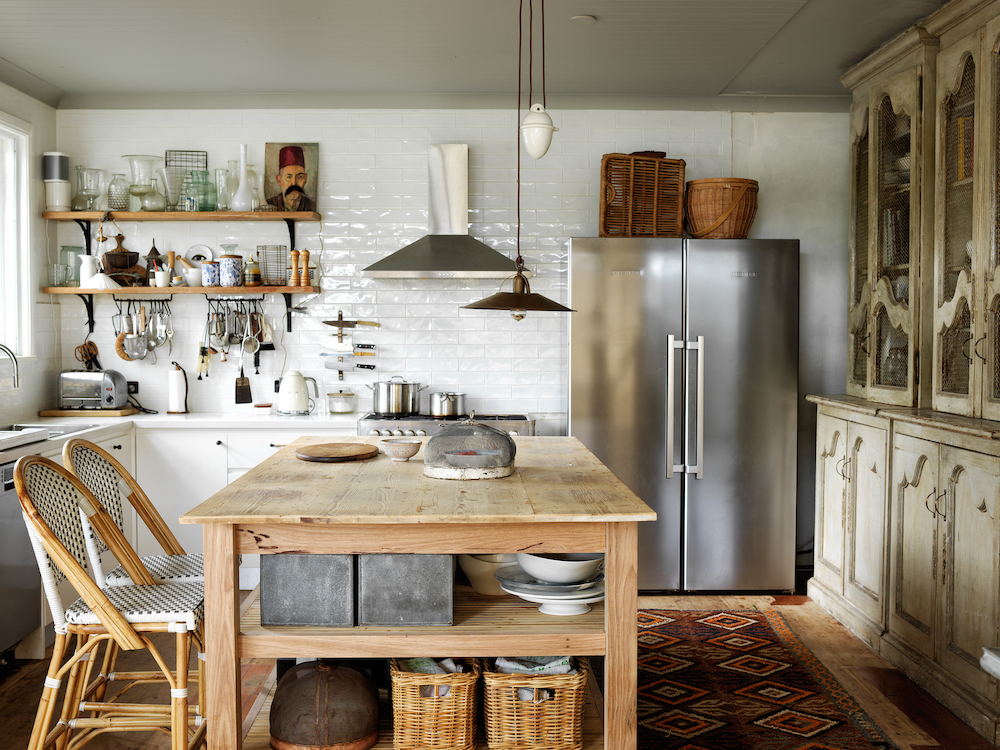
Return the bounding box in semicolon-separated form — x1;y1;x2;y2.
0;594;993;749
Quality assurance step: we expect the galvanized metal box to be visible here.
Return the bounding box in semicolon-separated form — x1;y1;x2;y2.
358;554;453;626
260;554;355;627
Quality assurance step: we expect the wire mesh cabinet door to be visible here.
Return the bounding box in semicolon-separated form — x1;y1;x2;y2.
933;31;983;417
979;19;1000;422
847;96;872;399
866;68;922;406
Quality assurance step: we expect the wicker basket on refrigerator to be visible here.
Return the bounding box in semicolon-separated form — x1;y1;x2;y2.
389;658;480;750
599;152;685;237
684;178;759;239
482;658;590;750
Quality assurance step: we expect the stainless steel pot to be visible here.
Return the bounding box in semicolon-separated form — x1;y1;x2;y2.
366;376;427;415
429;392;466;417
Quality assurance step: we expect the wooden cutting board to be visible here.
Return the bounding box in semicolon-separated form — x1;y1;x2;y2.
294;443;379;463
39;407;139;417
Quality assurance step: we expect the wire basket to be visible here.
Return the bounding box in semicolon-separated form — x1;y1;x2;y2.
390;658;480;750
165;151;208;208
258;245;288;286
483;658;589;750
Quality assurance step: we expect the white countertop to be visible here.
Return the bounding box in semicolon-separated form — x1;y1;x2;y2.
0;411;360;464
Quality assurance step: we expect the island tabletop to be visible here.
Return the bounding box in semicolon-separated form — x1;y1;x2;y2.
181;435;655;750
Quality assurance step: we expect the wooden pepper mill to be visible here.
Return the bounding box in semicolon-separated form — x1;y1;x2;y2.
300;249;310;287
289;250;300;287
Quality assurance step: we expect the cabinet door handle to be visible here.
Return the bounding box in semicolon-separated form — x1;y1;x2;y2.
840;457;852;480
974;335;987;363
269;443;287;448
925;488;938;517
933;490;947;520
216;440;223;446
961;337;974;364
112;444;122;450
860;333;870;356
835;456;846;478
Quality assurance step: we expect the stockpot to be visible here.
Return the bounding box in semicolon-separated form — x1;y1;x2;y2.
429;392;466;417
365;375;427;416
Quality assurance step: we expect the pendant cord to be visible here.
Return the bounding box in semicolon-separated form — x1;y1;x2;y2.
541;0;546;108
516;0;524;265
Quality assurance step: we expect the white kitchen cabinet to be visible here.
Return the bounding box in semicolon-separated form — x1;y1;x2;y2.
809;403;890;645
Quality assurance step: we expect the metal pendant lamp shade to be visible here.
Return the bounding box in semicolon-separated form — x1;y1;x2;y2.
462;261;574;320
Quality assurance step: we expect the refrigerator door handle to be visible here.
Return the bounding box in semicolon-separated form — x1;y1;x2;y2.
666;335;685;478
686;335;705;479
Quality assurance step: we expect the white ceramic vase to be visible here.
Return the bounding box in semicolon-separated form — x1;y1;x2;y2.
230;144;254;212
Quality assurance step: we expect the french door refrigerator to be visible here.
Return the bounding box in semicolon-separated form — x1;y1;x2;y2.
569;238;798;591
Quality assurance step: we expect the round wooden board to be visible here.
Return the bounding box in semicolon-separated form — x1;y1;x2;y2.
294;443;380;463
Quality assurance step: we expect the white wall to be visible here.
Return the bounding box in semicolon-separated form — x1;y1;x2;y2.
0;83;58;425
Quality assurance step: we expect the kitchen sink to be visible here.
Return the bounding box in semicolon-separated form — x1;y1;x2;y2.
0;423;99;452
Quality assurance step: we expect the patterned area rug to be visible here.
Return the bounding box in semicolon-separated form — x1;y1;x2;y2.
638;610;895;749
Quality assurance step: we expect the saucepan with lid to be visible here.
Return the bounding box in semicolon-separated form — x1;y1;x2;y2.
366;375;427;416
429;391;466;417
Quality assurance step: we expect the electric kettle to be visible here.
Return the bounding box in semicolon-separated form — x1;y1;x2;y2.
277;370;318;415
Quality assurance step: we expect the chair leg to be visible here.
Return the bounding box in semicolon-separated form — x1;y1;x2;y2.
91;637;119;703
173;630;190;750
54;633;90;750
27;632;69;750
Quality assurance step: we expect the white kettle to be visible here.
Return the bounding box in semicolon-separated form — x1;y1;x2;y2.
276;371;318;415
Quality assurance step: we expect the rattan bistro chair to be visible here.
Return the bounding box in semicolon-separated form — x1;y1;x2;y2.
14;455;206;750
63;438;204;587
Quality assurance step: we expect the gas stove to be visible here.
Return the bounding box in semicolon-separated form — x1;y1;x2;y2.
358;413;534;437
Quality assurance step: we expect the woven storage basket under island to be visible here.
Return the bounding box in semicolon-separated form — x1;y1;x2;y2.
684;177;759;239
483;658;590;750
390;658;480;750
600;152;685;237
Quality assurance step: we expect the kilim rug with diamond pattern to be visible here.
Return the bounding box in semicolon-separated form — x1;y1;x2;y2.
637;610;896;750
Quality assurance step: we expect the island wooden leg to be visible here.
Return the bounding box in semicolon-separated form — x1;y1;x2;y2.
204;523;241;750
605;521;638;749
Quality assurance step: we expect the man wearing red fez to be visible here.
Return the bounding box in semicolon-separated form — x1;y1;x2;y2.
268;145;315;211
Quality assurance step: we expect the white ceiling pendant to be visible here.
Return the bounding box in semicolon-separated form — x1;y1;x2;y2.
521;103;558;160
518;0;556;160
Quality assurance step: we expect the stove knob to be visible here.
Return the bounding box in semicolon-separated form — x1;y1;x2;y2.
416;430;427;436
368;430;381;436
379;430;393;436
404;430;416;436
508;430;520;436
393;429;405;436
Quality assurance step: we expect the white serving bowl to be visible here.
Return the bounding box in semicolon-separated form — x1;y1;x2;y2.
515;552;604;584
380;438;422;462
458;554;514;596
182;266;202;286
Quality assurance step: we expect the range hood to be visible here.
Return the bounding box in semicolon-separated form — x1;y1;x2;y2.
361;144;518;279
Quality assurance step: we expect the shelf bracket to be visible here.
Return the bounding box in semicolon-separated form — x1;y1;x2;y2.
284;218;296;250
282;293;294;332
76;293;95;334
72;219;93;255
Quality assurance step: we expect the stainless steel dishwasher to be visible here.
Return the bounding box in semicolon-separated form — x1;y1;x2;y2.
0;460;40;654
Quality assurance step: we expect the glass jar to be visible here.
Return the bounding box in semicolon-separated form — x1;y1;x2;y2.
328;390;356;413
215;168;230;210
188;170;217;212
107;173;130;211
60;246;85;286
243;253;261;286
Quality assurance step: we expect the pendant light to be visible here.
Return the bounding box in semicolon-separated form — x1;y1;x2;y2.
519;0;558;159
463;0;574;321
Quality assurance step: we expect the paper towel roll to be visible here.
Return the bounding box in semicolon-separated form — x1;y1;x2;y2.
167;368;187;413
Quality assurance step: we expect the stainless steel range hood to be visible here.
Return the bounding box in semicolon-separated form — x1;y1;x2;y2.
361;144;518;279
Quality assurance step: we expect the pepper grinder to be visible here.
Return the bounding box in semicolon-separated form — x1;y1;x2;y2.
289;250;300;287
300;249;310;287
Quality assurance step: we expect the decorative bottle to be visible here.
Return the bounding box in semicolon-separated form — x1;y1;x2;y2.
230;144;254;212
108;173;130;211
141;177;167;211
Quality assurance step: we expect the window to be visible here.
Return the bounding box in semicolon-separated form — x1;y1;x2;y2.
0;111;32;355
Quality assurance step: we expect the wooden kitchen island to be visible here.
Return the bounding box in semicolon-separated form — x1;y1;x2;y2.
180;435;655;750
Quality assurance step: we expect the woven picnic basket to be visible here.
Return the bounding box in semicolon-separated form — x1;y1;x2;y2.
599;152;685;237
389;658;480;750
482;657;590;750
684;178;759;239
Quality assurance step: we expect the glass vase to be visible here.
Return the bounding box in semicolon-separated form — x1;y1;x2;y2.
108;173;130;211
189;170;217;212
227;160;240;198
230;144;254;211
141;177;167;211
215;168;230;210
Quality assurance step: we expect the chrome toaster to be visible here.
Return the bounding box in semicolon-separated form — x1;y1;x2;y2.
58;370;128;409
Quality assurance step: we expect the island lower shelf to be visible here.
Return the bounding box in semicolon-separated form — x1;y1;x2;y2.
238;585;607;659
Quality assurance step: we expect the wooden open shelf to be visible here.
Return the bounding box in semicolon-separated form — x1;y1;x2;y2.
42;210;320;222
239;585;607;660
42;285;317;295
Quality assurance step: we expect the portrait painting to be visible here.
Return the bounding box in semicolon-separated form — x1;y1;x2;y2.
264;142;319;212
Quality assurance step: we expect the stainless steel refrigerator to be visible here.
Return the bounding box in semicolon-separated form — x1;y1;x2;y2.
569;238;799;591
